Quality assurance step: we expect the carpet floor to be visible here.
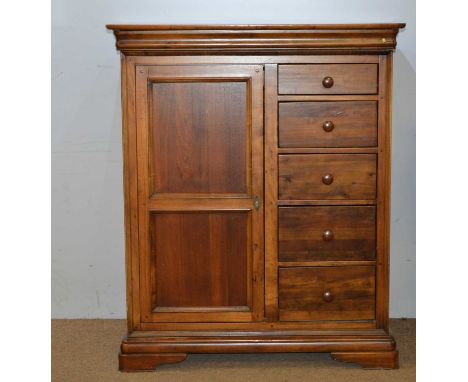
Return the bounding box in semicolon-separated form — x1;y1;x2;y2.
52;318;415;382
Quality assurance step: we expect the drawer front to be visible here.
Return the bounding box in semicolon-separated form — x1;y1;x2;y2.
279;206;376;262
278;154;377;200
278;64;378;95
279;266;375;321
279;101;377;148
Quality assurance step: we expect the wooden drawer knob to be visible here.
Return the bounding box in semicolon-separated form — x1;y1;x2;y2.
323;229;334;241
322;121;335;132
322;290;334;302
322;76;334;88
322;174;334;185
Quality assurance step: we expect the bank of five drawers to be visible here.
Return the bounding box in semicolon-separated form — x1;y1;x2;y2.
277;63;378;322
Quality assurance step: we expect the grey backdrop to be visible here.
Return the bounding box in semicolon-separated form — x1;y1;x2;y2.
52;0;415;318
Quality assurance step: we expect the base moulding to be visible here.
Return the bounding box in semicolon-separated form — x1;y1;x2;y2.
119;330;399;371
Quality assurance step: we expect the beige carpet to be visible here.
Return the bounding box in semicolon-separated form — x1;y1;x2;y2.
52;318;415;382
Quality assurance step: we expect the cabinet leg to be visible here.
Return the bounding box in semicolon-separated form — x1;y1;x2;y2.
119;353;187;372
331;350;399;369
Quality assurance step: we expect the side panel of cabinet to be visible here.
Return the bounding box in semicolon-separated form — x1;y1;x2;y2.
132;64;264;323
375;54;392;330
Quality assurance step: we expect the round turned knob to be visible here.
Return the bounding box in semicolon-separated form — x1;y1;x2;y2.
323;229;334;241
322;290;334;302
322;174;334;185
322;121;335;132
322;76;334;88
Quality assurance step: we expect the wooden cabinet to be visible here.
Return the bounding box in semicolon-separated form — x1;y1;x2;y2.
108;23;405;371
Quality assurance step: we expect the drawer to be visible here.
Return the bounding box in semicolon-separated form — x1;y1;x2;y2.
278;64;378;95
279;101;377;148
278;154;377;200
279;266;375;321
279;206;376;262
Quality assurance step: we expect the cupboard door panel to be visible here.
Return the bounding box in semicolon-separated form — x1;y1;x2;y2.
135;65;264;323
151;212;249;310
150;82;247;195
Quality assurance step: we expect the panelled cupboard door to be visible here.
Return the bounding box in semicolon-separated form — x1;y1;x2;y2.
135;65;264;323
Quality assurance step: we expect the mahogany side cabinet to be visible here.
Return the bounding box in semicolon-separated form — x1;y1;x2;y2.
107;24;405;371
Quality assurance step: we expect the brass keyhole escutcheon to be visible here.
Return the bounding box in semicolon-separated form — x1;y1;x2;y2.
253;196;261;210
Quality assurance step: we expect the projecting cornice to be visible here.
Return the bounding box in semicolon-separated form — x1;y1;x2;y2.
106;24;406;55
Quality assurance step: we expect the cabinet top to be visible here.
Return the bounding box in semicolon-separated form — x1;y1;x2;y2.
107;24;406;55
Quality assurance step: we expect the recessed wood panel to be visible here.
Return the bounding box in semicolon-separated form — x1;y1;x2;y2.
279;266;375;321
150;81;248;195
278;64;378;95
279;206;376;262
150;212;249;310
279;101;377;147
278;154;377;200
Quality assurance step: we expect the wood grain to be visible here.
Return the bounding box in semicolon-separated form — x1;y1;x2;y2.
124;57;141;330
150;81;247;195
279;261;376;267
278;154;377;200
278;95;379;101
138;320;377;331
107;24;405;55
279;206;376;262
150;212;249;309
108;24;406;31
278;64;378;95
121;330;396;353
264;64;279;321
279;101;377;147
134;64;264;324
278;200;376;206
331;351;398;369
279;266;376;321
120;55;382;65
120;54;133;331
375;54;392;330
278;148;378;154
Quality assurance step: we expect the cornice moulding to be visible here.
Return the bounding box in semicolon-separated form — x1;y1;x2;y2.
106;24;406;55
